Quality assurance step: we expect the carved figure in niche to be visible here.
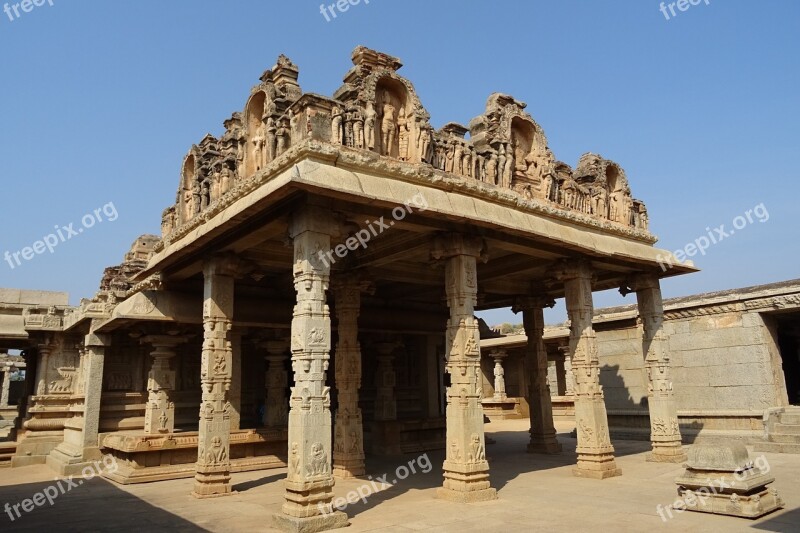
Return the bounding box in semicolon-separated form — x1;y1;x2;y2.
418;124;432;163
364;102;376;150
609;189;619;221
503;144;515;187
497;145;507;186
561;178;576;209
275;119;290;156
266;117;277;163
210;167;221;202
453;142;463;175
380;96;398;156
462;148;472;178
622;187;634;225
158;410;168;431
307;442;329;476
352;111;365;149
334;425;344;453
469;434;485;463
638;203;649;230
398;107;411;160
349;430;361;452
450;440;461;461
219;164;232;196
192;180;202;215
591;185;608;217
541;172;554;201
331;105;344;144
475;153;485;181
485;152;498;185
444;141;455;172
207;436;226;464
200;178;211;211
290;442;300;474
343;111;355;147
252;121;266;171
49;368;74;393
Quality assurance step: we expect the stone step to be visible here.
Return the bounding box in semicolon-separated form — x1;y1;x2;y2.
779;413;800;425
769;432;800;444
754;441;800;454
0;442;16;467
774;423;800;435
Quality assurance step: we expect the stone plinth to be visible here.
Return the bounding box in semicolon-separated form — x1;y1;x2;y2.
675;441;783;519
101;428;287;484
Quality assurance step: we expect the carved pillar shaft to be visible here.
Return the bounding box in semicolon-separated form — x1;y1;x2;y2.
35;344;51;396
274;207;348;532
264;339;290;428
491;352;507;401
514;298;562;454
560;261;621;479
332;278;365;479
555;358;567;396
433;234;496;503
631;274;686;463
193;256;236;498
0;369;10;406
142;336;185;435
373;343;398;421
229;332;242;431
81;332;108;452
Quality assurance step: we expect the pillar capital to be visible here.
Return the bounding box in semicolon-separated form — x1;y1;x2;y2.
203;252;250;279
141;334;187;352
288;205;342;239
431;233;487;261
620;272;661;295
512;295;555;314
552;259;594;282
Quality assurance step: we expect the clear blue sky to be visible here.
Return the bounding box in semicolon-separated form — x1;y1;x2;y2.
1;0;797;325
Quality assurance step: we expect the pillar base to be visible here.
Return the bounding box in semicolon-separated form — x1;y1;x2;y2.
332;464;365;479
272;511;349;533
647;446;687;463
436;486;497;503
527;439;562;454
573;453;622;479
46;444;104;476
192;471;233;498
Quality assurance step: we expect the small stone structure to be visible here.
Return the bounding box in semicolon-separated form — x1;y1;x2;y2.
675;441;783;518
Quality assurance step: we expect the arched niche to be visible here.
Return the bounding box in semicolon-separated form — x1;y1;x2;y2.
179;154;197;223
606;163;621;192
244;91;267;177
375;77;413;160
510;117;535;173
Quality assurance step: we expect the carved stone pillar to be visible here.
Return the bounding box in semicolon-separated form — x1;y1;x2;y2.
513;297;562;454
35;342;52;396
627;273;686;463
332;278;366;479
0;368;10;407
46;331;109;475
193;255;237;499
141;335;186;434
273;207;348;532
490;350;507;401
561;346;575;396
557;260;621;479
432;234;496;503
373;341;399;421
555;358;567;396
263;339;290;428
229;331;242;431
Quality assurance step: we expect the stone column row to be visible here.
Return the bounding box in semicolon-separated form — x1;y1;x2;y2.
0;367;11;407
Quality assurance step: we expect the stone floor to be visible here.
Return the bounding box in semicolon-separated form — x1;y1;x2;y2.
0;420;798;532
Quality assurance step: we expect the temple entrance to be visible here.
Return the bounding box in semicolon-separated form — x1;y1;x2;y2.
776;314;800;405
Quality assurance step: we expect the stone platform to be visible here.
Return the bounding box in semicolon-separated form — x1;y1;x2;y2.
101;428;287;484
1;420;798;531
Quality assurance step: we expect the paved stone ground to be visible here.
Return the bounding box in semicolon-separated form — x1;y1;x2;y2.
0;420;798;532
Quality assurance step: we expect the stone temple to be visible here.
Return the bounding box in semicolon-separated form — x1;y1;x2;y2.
0;47;796;531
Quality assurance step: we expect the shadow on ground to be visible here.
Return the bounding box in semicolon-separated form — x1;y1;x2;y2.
0;476;207;532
